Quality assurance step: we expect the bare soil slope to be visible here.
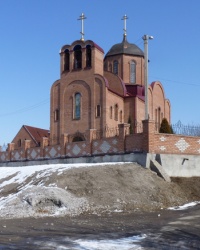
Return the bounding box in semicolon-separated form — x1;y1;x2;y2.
54;163;200;212
1;163;200;218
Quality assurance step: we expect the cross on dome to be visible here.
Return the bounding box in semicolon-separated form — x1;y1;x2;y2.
78;13;87;41
121;14;128;37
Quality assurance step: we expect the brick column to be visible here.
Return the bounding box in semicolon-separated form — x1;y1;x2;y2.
142;120;155;153
85;129;96;142
82;47;86;69
118;123;130;138
7;143;15;161
40;137;49;158
60;133;68;156
118;123;130;153
23;140;31;159
85;129;96;155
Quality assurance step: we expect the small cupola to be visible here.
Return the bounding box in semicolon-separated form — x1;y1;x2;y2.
59;13;104;76
104;15;145;85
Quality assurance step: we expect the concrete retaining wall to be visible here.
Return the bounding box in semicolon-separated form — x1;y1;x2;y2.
147;153;200;177
0;153;148;168
1;152;200;178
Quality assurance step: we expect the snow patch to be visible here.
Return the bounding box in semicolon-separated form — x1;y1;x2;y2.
0;162;128;219
168;201;200;210
34;234;146;250
0;186;89;218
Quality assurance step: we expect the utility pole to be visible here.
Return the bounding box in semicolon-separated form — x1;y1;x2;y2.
142;35;153;120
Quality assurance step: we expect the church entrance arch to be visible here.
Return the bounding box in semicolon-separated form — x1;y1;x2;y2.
72;132;85;142
72;136;84;142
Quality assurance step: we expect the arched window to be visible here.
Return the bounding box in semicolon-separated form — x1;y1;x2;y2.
72;136;84;142
86;45;92;68
120;110;123;123
110;106;113;119
113;60;118;74
18;139;22;147
54;109;59;121
74;93;81;119
109;63;112;72
114;104;118;121
104;62;108;71
64;49;70;71
96;105;101;117
155;108;159;131
130;61;136;84
158;107;161;126
74;45;82;69
155;109;158;123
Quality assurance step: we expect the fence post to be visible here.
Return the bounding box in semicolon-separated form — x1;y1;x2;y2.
142;120;155;153
85;129;96;155
60;133;68;156
40;137;49;158
118;123;130;152
23;140;31;159
7;143;15;161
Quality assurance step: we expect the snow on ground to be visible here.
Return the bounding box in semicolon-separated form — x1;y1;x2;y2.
0;162;125;190
0;162;127;219
168;201;200;210
34;234;146;250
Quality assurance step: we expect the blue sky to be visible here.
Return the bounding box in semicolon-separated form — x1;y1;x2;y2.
0;0;200;145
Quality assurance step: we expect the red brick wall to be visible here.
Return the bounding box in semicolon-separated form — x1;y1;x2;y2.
125;133;143;152
92;137;123;155
153;133;200;155
0;151;9;162
12;127;37;150
2;121;200;163
66;141;91;157
104;54;144;85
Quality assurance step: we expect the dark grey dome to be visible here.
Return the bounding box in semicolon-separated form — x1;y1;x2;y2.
105;36;144;57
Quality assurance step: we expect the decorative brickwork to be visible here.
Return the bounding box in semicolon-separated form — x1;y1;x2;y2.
11;149;24;161
66;141;91;157
44;145;62;158
154;133;200;155
0;152;9;162
92;138;120;155
27;148;41;160
1;121;200;163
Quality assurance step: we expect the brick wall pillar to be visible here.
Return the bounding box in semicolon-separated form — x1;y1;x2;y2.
60;133;68;156
118;123;130;153
142;120;155;153
85;129;96;142
7;143;15;161
85;129;96;155
118;123;130;138
82;48;86;69
23;140;31;159
40;137;49;158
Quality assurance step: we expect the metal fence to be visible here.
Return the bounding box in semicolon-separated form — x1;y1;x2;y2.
92;126;119;140
172;120;200;136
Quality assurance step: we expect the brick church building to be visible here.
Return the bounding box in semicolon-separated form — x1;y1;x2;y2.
12;15;170;149
50;16;170;145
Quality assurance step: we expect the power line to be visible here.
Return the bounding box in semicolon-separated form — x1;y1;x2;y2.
0;98;49;117
150;75;200;87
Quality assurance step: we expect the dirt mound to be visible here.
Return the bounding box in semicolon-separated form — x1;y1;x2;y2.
0;162;200;218
53;163;200;212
